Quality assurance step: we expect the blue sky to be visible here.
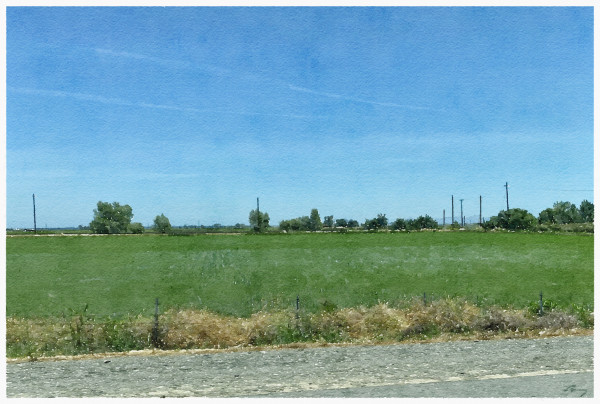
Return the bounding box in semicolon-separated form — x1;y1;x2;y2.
6;6;594;228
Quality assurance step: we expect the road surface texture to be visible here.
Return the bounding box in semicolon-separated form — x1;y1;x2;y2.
6;335;593;398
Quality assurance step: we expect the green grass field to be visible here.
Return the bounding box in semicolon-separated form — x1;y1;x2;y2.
6;231;593;318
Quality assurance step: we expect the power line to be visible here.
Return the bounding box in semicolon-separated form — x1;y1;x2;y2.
547;189;594;192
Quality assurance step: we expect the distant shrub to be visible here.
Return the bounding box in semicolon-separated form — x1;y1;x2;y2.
489;208;537;231
390;218;406;231
363;214;388;231
153;214;172;234
128;222;144;234
406;215;439;231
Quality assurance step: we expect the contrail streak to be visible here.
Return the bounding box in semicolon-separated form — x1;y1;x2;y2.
8;87;317;119
95;47;439;112
288;84;439;111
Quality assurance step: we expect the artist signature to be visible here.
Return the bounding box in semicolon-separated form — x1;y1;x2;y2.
563;384;588;397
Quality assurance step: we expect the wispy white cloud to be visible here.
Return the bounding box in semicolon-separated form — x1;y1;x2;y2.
8;87;318;119
117;172;208;181
9;169;76;179
288;85;441;111
95;48;191;69
95;48;230;75
10;87;143;108
94;47;436;113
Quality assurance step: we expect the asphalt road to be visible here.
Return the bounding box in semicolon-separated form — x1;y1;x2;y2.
6;335;593;398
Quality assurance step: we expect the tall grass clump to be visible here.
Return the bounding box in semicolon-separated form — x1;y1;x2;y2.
7;297;593;360
6;311;152;359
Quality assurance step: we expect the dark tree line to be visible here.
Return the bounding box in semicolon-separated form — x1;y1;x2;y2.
279;209;324;232
88;199;593;235
278;210;439;232
484;200;593;231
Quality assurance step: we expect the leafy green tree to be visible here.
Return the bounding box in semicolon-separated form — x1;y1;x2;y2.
391;218;406;230
538;208;556;224
309;208;323;231
406;215;438;230
279;219;291;232
335;218;348;228
347;219;360;228
279;216;310;231
416;215;438;229
249;209;270;232
364;214;388;230
377;213;388;229
154;214;172;234
299;216;311;230
552;201;581;224
481;218;496;230
128;222;145;234
493;208;537;231
323;215;334;228
89;201;134;234
579;200;594;223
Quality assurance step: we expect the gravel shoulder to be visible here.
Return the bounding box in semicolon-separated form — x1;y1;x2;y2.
6;335;593;398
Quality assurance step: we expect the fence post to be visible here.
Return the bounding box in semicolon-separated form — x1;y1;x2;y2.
152;298;160;348
423;292;427;305
539;291;544;316
296;295;300;319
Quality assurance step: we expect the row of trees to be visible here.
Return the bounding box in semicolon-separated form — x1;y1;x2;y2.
278;209;368;232
264;200;593;234
484;200;594;231
278;209;327;232
538;200;593;224
89;199;593;235
276;210;440;232
387;215;439;231
89;201;172;234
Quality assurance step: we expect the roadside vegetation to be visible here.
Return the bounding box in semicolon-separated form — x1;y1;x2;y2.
7;297;592;360
6;229;593;359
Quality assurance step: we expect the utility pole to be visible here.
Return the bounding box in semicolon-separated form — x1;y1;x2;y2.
459;199;464;227
479;195;482;226
32;193;37;234
443;209;445;227
451;195;454;224
256;197;261;231
505;182;509;211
